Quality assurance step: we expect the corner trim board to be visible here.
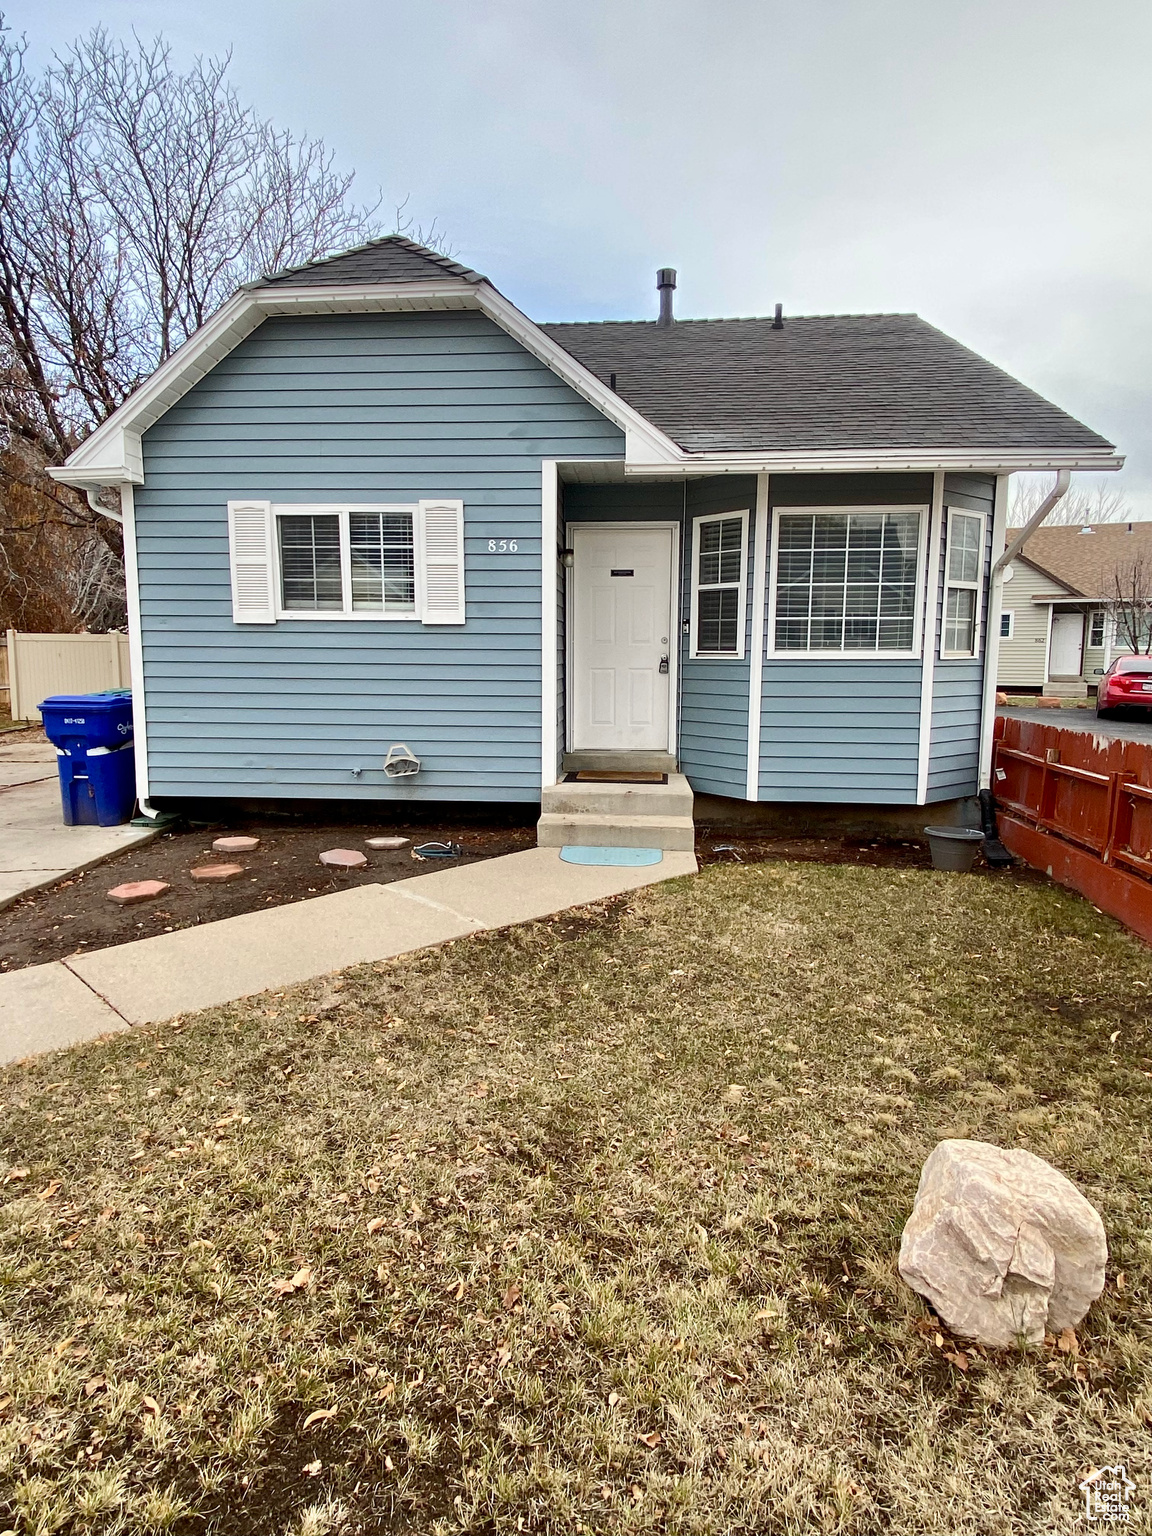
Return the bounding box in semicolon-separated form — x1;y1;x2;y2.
915;471;945;804
745;472;770;800
541;460;559;791
119;483;151;810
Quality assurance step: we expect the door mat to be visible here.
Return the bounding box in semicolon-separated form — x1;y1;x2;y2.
569;771;667;784
559;846;664;867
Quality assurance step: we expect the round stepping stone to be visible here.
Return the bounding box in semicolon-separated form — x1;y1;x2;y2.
190;862;245;883
213;835;260;853
365;835;409;849
108;879;170;906
319;847;368;869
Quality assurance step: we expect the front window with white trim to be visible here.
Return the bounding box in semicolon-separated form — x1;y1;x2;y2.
1089;609;1106;647
942;508;984;657
690;511;748;657
772;507;922;654
278;506;416;615
1000;610;1014;639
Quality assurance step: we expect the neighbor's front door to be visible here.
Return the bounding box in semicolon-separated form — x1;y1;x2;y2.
570;525;674;752
1050;610;1085;678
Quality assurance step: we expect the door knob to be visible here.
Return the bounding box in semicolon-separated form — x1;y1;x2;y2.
659;655;669;674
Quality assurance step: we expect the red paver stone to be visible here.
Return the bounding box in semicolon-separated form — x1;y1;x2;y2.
319;847;368;869
212;835;260;853
107;880;170;906
190;863;246;883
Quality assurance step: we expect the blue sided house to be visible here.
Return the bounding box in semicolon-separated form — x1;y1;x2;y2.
53;238;1121;847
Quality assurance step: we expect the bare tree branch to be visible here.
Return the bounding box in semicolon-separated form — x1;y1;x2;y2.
0;17;445;631
1008;476;1134;528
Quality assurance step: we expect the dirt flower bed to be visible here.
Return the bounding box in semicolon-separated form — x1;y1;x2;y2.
0;815;536;973
2;863;1151;1534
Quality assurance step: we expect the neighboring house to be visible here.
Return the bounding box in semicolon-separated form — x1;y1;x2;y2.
50;237;1119;831
997;522;1152;695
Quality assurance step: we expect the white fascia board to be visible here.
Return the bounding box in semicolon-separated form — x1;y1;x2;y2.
625;448;1124;476
252;280;482;316
475;284;683;466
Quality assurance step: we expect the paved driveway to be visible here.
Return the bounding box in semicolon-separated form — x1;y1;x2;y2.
998;706;1152;746
0;742;155;909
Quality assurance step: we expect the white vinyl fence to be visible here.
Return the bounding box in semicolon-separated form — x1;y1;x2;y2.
5;629;130;722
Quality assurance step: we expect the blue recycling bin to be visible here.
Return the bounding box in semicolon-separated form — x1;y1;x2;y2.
39;690;137;827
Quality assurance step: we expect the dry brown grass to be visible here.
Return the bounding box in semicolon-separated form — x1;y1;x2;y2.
2;862;1151;1534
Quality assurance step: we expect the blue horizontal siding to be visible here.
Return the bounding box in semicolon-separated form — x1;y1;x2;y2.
760;660;923;803
135;310;623;802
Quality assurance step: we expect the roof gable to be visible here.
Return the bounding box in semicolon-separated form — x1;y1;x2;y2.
1022;522;1152;599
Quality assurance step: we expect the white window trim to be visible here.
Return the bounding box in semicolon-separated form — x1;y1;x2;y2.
272;502;420;621
941;505;987;659
766;503;929;660
689;510;750;660
1000;609;1015;640
1088;608;1106;648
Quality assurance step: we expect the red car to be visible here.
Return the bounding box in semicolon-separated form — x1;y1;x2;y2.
1097;653;1152;718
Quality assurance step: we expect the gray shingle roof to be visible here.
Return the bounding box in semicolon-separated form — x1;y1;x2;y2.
262;235;484;287
539;314;1115;455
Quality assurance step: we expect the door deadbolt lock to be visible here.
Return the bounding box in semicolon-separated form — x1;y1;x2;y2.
659;654;670;674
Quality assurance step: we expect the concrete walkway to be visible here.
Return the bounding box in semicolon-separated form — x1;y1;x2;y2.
0;743;156;910
0;846;697;1064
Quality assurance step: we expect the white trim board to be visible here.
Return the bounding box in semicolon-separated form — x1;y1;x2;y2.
541;460;559;791
745;473;770;801
119;484;152;814
977;474;1010;792
915;472;945;805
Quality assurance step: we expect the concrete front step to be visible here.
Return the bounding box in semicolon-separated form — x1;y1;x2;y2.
1043;680;1089;698
542;772;693;819
537;811;696;852
562;750;679;773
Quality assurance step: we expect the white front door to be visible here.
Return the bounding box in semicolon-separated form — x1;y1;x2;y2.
570;525;674;751
1050;610;1085;677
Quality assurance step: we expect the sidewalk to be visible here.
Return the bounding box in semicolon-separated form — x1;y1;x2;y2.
0;742;156;910
0;846;697;1063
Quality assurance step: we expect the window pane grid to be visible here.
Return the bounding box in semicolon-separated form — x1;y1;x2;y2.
774;511;919;652
277;508;416;614
279;515;342;611
350;512;415;611
694;515;745;655
943;511;983;655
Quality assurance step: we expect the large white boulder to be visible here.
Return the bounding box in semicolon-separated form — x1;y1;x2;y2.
898;1139;1107;1347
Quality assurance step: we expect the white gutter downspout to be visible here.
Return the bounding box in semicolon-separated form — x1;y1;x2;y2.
85;487;123;525
977;468;1071;791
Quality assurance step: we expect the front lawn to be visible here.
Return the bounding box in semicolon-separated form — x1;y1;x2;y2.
2;863;1150;1534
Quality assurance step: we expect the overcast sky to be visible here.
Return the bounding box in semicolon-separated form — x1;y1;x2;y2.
11;0;1152;512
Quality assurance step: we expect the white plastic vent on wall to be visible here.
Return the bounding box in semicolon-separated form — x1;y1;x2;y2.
418;500;466;625
227;500;275;623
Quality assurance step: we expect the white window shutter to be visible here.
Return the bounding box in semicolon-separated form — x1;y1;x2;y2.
227;501;276;623
418;500;466;624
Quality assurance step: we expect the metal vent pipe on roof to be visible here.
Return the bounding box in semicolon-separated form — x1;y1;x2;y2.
656;268;676;327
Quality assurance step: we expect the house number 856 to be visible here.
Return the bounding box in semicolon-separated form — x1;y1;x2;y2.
487;539;518;553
